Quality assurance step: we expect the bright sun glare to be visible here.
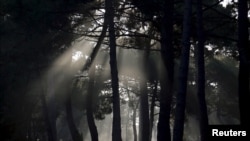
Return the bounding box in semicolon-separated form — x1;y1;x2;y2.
72;51;83;62
221;0;232;7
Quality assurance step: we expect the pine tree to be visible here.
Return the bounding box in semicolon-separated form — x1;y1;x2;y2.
106;0;122;140
195;0;209;140
237;0;250;128
173;0;192;141
157;0;174;141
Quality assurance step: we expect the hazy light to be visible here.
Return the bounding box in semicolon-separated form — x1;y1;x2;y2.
72;51;83;62
210;82;218;88
188;81;196;85
221;0;232;7
85;55;89;60
205;44;213;51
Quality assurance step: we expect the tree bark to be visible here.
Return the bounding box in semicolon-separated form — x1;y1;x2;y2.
157;0;174;141
66;93;82;141
127;80;138;141
237;0;250;128
78;6;108;141
106;0;122;140
86;70;99;141
173;0;192;141
139;78;150;141
81;18;108;73
133;104;138;141
149;81;157;141
139;28;152;141
195;0;209;141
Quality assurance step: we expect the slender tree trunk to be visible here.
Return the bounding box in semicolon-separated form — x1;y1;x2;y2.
127;79;138;141
157;0;174;141
133;103;139;141
126;106;129;141
173;0;192;141
77;7;108;141
195;0;208;141
106;0;122;140
237;0;250;128
139;31;152;141
81;19;108;72
66;93;82;141
149;81;157;141
139;77;150;141
124;79;130;141
158;78;171;141
161;0;174;85
140;25;157;141
86;70;99;141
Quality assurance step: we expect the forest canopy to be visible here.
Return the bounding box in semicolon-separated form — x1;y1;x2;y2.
0;0;249;141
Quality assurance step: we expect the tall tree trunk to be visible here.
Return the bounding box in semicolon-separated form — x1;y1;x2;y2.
157;0;174;141
149;81;157;141
133;103;139;141
139;77;150;141
66;92;82;141
173;0;192;141
237;0;250;128
195;0;208;141
86;70;99;141
125;105;129;141
78;7;108;141
106;0;122;140
139;29;152;141
127;79;138;141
